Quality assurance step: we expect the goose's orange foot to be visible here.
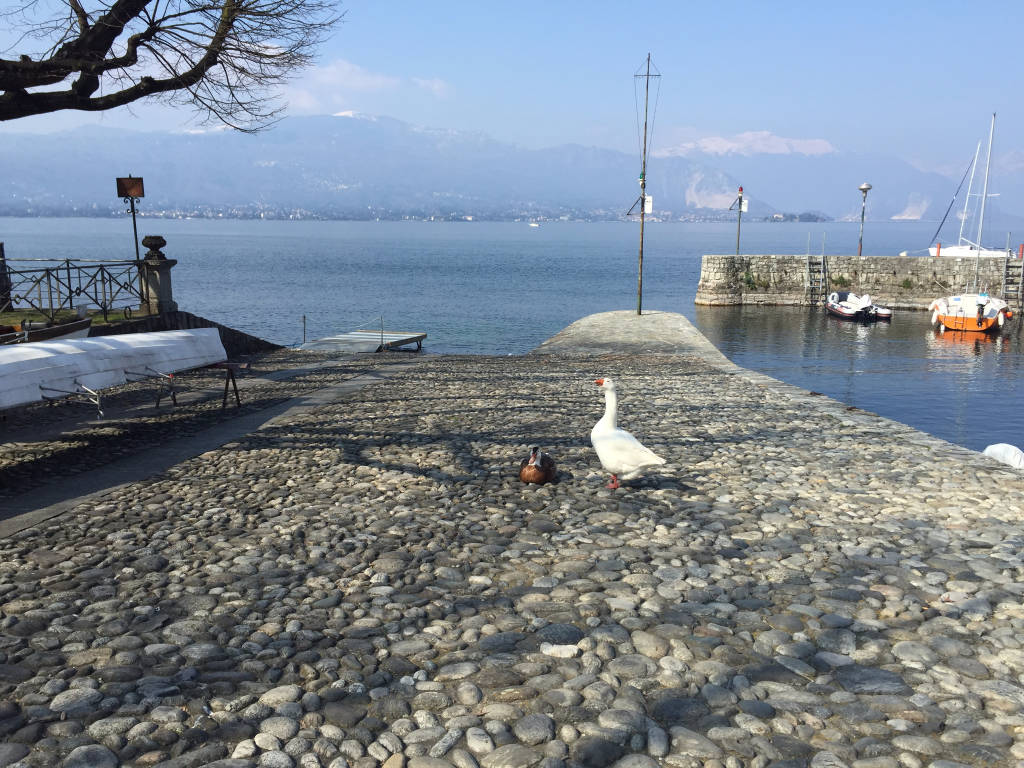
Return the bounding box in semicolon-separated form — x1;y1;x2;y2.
606;475;620;489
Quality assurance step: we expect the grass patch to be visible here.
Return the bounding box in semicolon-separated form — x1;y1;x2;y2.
0;307;151;327
742;270;771;290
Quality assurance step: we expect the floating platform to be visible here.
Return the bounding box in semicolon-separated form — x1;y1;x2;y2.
302;330;426;353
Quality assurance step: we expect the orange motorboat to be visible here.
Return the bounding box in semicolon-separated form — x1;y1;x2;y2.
930;292;1012;333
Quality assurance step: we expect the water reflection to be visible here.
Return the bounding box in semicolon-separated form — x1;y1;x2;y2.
694;305;1024;452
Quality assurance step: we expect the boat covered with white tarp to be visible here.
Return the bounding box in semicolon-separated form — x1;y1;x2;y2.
0;329;226;411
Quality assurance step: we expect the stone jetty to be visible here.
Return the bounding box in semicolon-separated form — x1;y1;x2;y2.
1;310;1023;768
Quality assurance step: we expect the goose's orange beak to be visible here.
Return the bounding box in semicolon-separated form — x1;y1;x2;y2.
594;378;604;386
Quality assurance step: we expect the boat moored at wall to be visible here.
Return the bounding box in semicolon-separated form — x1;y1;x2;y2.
825;291;892;322
928;114;1007;259
930;293;1012;333
927;115;1016;335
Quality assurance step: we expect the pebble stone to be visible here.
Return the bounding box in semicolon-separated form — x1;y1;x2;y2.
0;326;1022;768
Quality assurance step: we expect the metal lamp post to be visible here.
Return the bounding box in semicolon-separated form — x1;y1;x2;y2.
730;186;746;255
116;175;145;260
857;182;871;257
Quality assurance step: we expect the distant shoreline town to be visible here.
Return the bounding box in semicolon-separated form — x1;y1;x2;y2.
0;205;834;223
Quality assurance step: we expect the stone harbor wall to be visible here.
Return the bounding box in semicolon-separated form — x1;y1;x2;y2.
695;254;1018;308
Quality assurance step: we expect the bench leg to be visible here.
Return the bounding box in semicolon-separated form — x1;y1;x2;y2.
222;368;241;408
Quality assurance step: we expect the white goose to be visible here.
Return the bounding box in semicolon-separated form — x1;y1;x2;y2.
590;377;666;488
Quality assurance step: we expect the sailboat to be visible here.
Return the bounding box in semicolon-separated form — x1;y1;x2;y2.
929;114;1013;334
929;114;1006;259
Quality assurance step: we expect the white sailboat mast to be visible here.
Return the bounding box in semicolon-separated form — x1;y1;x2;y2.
975;112;995;254
958;141;981;247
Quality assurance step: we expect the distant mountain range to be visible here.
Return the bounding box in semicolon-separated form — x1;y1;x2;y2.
1;113;1022;228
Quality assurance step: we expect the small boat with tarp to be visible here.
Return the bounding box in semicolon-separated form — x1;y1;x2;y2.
825;291;892;322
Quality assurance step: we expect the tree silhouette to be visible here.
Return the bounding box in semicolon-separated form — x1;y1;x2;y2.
0;0;340;131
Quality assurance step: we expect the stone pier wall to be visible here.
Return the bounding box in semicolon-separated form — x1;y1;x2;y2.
695;254;1016;309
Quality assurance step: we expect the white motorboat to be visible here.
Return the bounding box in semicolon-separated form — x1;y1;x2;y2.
824;291;892;322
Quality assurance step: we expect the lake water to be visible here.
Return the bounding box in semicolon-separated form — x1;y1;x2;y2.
2;217;1021;452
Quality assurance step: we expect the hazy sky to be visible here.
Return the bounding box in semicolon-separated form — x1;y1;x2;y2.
4;0;1023;175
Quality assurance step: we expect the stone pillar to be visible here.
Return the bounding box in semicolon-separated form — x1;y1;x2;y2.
140;235;178;315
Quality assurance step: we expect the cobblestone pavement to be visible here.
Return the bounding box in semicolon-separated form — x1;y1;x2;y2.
0;349;401;504
1;314;1023;768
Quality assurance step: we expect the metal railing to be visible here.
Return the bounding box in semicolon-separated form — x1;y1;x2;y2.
0;248;150;322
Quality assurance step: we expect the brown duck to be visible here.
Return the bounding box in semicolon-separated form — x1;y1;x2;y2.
519;446;556;484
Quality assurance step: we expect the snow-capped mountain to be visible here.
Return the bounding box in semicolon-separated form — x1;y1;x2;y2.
1;113;1020;225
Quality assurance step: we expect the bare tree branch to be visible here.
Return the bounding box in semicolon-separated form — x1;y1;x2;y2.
0;0;341;130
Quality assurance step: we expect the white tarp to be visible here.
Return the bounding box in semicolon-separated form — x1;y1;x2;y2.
983;443;1024;470
0;329;226;411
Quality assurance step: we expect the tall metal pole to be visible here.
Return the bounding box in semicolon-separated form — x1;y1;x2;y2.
857;195;865;256
857;183;871;257
735;186;743;255
636;53;651;316
129;197;140;260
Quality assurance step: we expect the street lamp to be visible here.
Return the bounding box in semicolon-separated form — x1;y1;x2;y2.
729;186;747;255
116;175;145;260
857;182;872;257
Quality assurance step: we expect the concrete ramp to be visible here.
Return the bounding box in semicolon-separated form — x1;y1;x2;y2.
530;310;732;367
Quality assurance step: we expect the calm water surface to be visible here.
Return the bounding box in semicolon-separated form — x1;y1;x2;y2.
2;217;1021;452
